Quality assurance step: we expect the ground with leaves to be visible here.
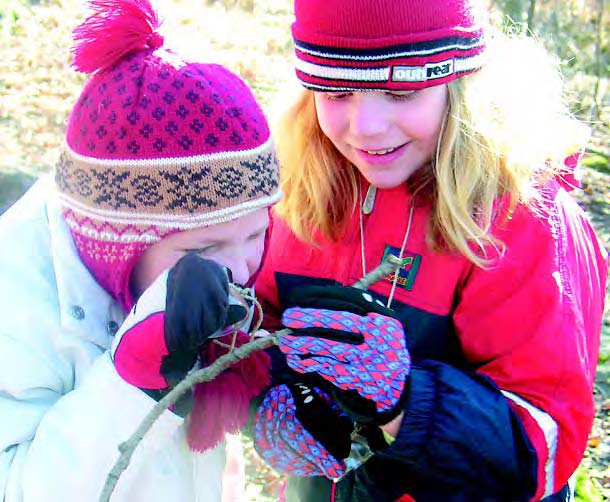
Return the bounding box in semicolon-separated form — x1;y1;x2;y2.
573;164;610;501
1;0;608;500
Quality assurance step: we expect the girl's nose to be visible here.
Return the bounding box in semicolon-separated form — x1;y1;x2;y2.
349;93;390;138
225;259;250;286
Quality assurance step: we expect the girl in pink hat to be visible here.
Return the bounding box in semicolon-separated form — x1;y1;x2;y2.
0;0;281;500
250;0;608;501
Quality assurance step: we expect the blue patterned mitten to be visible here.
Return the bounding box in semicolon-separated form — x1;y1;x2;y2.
253;383;353;479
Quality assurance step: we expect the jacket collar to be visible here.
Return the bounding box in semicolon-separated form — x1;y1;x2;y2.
45;179;125;349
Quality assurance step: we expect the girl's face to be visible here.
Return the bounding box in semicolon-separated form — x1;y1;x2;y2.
314;86;449;189
130;208;269;297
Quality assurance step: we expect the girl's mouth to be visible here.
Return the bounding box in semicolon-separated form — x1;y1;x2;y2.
362;146;400;155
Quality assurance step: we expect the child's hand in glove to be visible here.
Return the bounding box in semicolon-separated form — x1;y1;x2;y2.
279;285;411;425
112;253;239;392
253;383;353;479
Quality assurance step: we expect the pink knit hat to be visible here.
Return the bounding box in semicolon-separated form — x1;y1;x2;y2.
55;0;281;312
292;0;488;91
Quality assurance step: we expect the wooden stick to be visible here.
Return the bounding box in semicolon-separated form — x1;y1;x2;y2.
99;255;399;501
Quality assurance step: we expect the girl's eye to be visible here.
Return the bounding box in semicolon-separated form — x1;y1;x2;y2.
247;231;264;242
186;246;217;256
387;91;417;101
324;92;352;100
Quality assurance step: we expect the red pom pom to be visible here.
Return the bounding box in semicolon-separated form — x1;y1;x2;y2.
187;332;271;452
72;0;162;74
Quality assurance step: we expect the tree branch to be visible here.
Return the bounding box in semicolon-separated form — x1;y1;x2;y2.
99;254;401;501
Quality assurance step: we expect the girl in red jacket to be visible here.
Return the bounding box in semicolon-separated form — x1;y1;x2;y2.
250;0;609;501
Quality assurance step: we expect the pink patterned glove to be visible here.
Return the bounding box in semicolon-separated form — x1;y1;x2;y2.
253;383;353;479
279;285;411;425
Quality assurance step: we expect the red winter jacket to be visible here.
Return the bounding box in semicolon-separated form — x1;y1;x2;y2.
255;176;608;502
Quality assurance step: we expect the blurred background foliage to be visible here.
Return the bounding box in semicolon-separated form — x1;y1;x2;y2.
0;0;608;500
491;0;608;148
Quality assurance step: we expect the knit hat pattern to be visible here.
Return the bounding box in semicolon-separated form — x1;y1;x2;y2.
55;0;280;311
292;0;488;91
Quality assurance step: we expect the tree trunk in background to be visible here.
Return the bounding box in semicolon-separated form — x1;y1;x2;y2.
592;0;606;122
526;0;537;34
501;0;524;24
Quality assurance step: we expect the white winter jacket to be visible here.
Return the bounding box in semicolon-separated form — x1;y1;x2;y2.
0;176;228;502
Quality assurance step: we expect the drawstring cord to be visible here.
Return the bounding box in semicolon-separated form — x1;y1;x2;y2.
359;182;415;308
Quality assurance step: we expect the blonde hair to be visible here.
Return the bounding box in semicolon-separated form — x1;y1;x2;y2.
274;32;587;267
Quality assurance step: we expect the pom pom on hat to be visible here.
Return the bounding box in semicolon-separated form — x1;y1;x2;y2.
72;0;163;74
187;331;271;452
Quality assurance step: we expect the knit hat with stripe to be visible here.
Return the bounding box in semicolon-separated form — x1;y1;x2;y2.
55;0;281;312
292;0;488;91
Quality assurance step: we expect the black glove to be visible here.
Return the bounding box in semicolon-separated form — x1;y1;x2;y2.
112;253;243;390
